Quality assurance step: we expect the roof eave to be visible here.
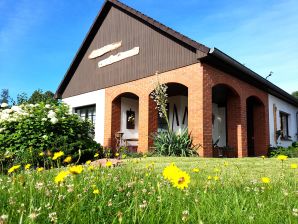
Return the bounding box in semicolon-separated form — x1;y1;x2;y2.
208;48;298;107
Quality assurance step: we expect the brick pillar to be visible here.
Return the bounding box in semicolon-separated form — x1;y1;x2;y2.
192;67;211;157
238;98;247;157
226;93;241;152
148;97;158;150
138;94;149;152
111;97;121;149
201;82;213;157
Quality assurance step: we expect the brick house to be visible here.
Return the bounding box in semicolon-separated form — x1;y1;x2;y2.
55;0;298;157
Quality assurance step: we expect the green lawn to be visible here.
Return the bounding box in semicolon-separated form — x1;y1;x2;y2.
1;157;298;224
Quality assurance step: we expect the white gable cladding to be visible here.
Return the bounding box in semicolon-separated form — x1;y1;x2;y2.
62;89;105;145
268;94;298;147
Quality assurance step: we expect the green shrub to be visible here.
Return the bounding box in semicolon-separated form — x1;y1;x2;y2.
0;102;102;171
152;129;199;156
268;142;298;158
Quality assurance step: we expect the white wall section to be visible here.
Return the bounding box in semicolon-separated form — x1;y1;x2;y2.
120;97;139;146
268;94;298;147
62;89;105;145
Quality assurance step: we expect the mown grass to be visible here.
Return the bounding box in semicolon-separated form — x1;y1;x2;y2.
1;157;298;224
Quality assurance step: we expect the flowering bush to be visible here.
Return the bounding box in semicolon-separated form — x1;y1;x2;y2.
0;102;101;171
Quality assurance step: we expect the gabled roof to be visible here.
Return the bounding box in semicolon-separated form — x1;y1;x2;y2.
55;0;298;107
55;0;209;99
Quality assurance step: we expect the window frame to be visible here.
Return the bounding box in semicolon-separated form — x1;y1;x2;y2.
74;104;96;126
280;111;290;140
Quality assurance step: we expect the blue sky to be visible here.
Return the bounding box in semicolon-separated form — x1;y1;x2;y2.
0;0;297;99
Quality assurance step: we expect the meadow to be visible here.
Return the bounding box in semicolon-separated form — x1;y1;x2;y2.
1;157;298;224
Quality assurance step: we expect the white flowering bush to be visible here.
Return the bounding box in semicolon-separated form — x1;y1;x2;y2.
0;102;101;170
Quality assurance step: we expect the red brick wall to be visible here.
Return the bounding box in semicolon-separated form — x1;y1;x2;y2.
203;63;270;157
104;62;270;157
111;97;121;149
226;93;241;156
104;63;205;155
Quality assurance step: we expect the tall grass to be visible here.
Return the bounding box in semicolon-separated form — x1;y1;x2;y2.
0;157;298;223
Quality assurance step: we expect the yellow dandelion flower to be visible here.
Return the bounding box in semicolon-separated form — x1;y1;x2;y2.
290;163;298;169
63;156;72;164
261;155;266;159
37;167;44;172
162;163;191;190
207;175;212;180
52;151;64;160
224;162;229;166
192;168;200;173
172;171;191;190
94;153;99;158
39;152;44;156
8;165;21;174
54;170;70;184
93;189;100;194
69;165;83;174
86;160;91;165
115;153;120;157
25;164;31;170
277;155;288;161
261;177;270;184
106;161;113;167
163;163;180;181
213;176;220;181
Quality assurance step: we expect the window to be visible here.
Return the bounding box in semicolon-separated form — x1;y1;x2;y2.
126;109;135;129
75;105;96;126
280;111;289;139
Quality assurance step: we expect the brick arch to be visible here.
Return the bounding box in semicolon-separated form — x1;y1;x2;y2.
246;95;265;106
108;86;143;103
145;78;191;98
212;83;241;156
204;63;270;157
246;95;267;156
212;82;241;98
147;82;189;149
110;92;140;150
104;63;203;153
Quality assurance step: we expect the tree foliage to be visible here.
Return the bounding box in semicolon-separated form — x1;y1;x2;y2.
292;91;298;99
27;89;56;104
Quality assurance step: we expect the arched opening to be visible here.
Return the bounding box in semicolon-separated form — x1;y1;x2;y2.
148;83;188;148
246;96;266;156
212;84;240;157
111;92;139;152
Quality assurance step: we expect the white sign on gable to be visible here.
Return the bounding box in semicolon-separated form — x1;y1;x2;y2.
98;47;140;68
88;41;122;59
